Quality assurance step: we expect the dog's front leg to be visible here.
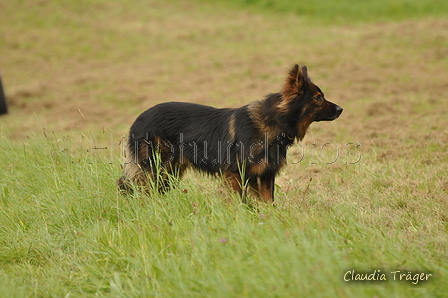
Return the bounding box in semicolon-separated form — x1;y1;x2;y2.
255;176;275;204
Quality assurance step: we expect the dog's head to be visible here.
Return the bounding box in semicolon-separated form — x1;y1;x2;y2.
278;64;343;139
281;64;343;121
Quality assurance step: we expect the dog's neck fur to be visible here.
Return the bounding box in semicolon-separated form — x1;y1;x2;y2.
245;95;311;145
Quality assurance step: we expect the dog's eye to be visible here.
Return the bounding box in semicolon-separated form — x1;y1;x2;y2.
314;96;323;102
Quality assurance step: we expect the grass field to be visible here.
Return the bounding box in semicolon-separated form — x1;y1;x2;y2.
1;0;448;297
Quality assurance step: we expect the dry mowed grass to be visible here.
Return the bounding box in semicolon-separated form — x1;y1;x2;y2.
0;0;448;296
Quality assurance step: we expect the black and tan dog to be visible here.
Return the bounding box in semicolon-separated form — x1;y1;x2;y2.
117;65;342;203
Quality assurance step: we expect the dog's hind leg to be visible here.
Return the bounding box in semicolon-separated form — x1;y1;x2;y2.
223;172;247;203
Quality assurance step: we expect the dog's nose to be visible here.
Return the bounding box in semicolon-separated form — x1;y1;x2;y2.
336;105;343;114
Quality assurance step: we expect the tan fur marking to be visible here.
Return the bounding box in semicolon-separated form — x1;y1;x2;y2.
247;101;282;139
138;142;150;163
228;113;236;142
176;157;191;179
276;99;290;113
152;136;175;165
254;177;274;204
249;160;268;176
296;116;313;141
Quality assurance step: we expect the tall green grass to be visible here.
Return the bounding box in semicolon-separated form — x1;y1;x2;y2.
0;132;446;297
207;0;448;23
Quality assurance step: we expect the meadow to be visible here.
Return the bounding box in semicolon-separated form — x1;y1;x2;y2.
1;0;448;297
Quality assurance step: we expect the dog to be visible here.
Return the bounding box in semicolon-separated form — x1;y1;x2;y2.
117;64;342;203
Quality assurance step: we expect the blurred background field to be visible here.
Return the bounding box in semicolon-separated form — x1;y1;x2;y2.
1;0;448;297
217;0;448;23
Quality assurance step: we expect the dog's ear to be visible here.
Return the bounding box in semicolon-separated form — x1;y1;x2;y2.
301;66;309;81
281;64;307;99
